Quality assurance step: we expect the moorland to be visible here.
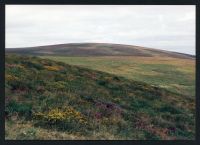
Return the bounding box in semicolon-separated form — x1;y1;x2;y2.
5;43;195;140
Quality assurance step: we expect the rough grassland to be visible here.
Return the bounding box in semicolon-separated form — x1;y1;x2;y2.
40;56;195;97
5;54;195;140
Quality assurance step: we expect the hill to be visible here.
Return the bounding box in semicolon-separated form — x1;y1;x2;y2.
5;54;195;140
6;43;194;59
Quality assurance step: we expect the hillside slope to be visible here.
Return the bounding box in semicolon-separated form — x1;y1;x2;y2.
41;55;195;97
6;43;194;59
5;54;195;140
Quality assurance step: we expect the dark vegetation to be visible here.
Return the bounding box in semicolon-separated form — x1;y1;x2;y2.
5;54;195;139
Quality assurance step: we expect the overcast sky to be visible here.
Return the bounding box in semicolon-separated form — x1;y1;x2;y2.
6;5;195;55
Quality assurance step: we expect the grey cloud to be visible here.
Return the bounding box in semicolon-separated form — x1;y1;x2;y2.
6;5;195;55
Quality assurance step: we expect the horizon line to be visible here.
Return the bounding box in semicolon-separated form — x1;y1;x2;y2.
5;42;196;56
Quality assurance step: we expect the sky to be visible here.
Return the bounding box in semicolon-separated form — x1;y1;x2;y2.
6;5;195;55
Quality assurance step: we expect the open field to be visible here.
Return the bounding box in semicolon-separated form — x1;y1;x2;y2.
41;56;195;97
5;54;195;140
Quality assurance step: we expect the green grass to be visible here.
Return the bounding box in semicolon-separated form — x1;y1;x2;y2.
5;54;195;140
40;56;195;97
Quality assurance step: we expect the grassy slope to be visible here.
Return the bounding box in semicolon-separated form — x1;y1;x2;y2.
40;56;195;97
5;54;195;140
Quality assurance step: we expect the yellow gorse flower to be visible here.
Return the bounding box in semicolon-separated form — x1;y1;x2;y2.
44;66;61;71
33;107;87;125
5;74;19;81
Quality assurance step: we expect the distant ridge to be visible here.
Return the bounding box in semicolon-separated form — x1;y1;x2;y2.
6;43;194;59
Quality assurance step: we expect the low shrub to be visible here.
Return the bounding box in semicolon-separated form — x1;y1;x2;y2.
113;76;120;81
95;101;123;118
5;100;32;118
159;105;182;114
33;107;87;131
9;79;35;91
97;80;107;86
5;74;19;82
44;66;61;71
144;130;161;140
22;61;44;70
46;81;67;91
131;99;150;110
7;67;24;78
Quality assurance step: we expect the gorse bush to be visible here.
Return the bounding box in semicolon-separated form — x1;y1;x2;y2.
44;66;61;71
5;74;19;82
33;107;87;131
